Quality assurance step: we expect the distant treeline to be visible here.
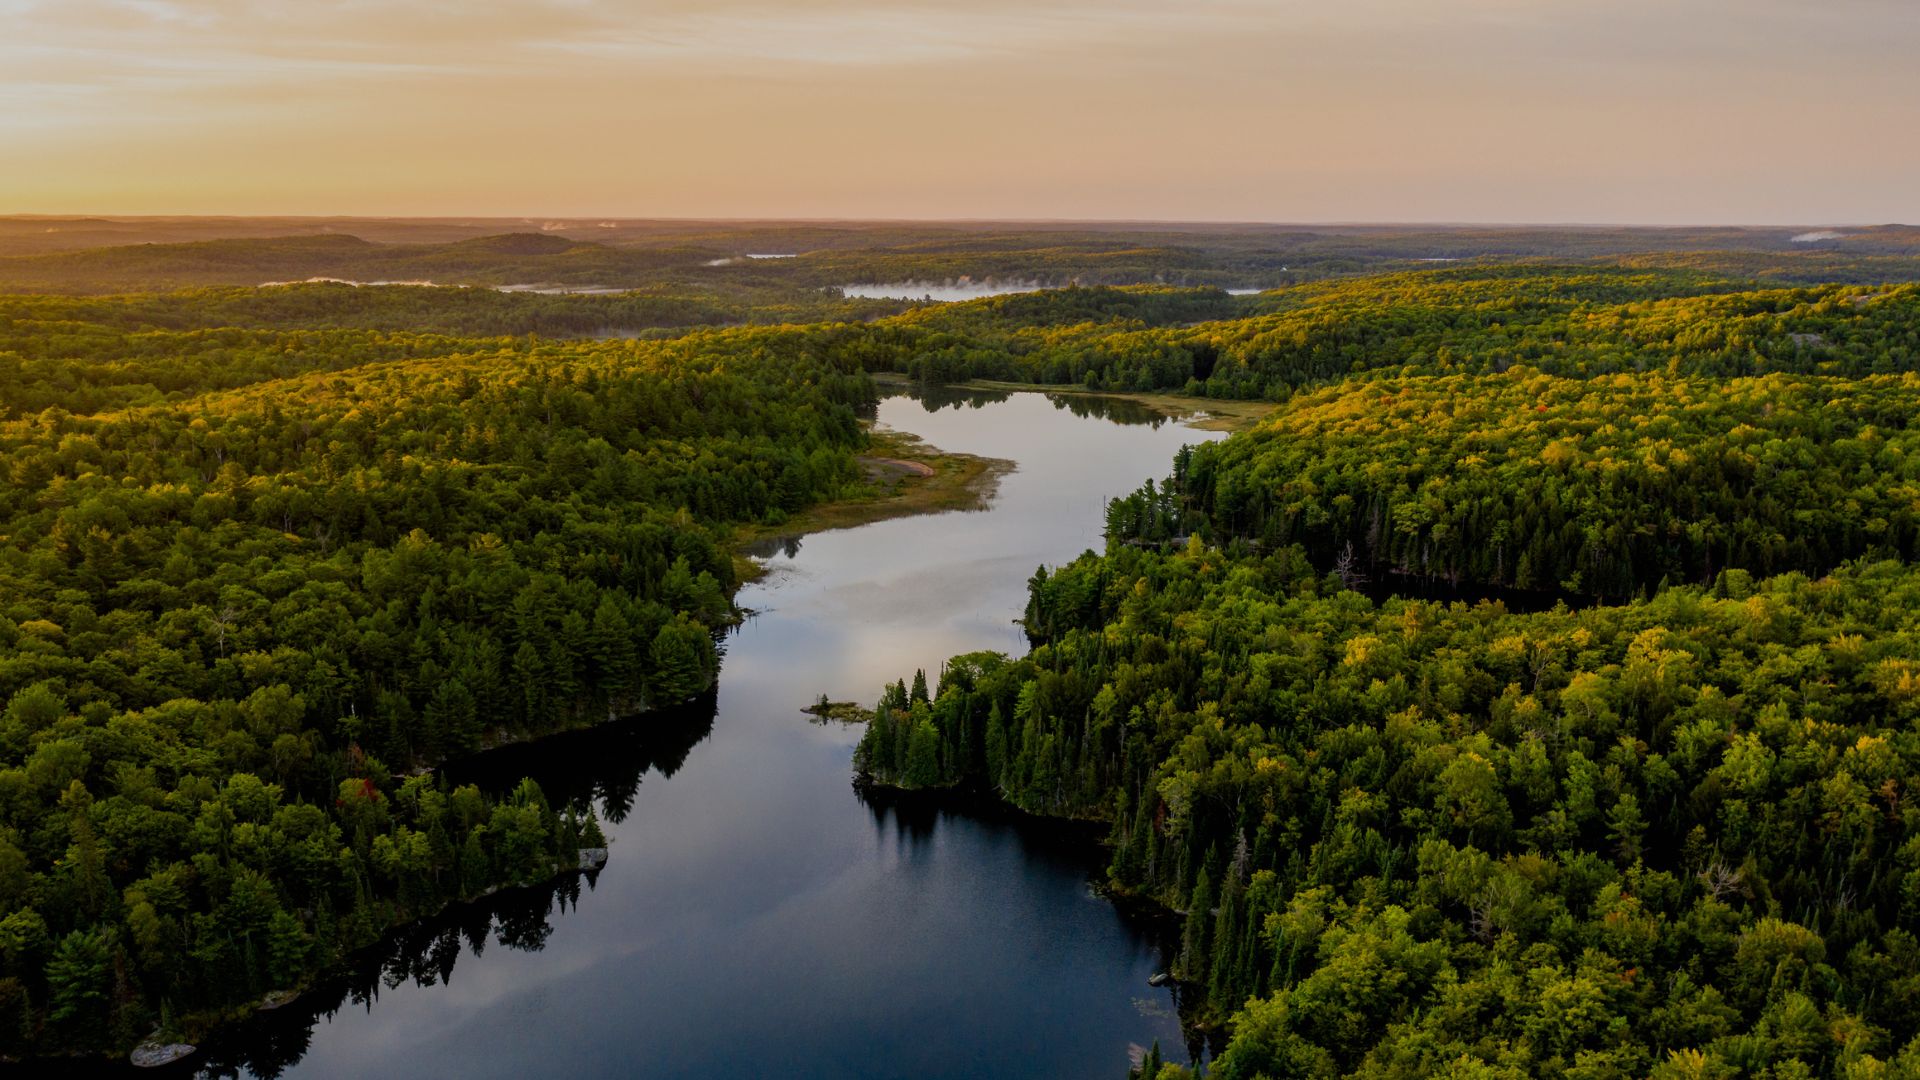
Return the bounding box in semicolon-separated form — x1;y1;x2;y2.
5;221;1920;293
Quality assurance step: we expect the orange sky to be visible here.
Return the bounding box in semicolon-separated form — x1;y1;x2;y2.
2;0;1915;224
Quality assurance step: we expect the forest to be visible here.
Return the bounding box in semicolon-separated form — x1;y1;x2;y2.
865;549;1920;1076
851;264;1920;1076
0;293;882;1056
6;218;1920;295
8;226;1920;1072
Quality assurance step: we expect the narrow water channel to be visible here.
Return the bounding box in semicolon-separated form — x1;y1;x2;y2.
201;389;1225;1079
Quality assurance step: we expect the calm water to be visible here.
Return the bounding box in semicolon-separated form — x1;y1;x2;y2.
840;280;1053;301
183;390;1223;1079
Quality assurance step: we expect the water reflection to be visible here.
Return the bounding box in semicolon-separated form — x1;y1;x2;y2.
167;390;1225;1080
443;692;719;823
164;695;721;1078
1038;393;1174;428
903;381;1015;411
900;380;1183;429
188;876;601;1079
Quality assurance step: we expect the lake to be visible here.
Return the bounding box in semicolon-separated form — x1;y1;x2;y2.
186;389;1225;1079
844;282;1276;301
839;280;1053;301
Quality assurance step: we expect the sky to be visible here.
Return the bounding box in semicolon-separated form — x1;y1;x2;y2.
1;0;1915;224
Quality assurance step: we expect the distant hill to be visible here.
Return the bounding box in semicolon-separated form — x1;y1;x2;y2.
0;232;714;293
2;220;1919;294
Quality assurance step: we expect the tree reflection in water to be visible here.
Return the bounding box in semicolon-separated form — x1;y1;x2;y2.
180;695;720;1079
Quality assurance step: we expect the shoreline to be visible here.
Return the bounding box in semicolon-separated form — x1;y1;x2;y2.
731;422;1014;584
54;382;1198;1071
15;853;611;1073
946;379;1277;432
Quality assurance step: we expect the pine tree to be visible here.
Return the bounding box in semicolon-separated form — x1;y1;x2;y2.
856;707;896;780
647;615;710;705
266;909;311;985
46;928;111;1039
905;713;942;788
459;830;491;897
574;809;604;849
984;701;1009;791
1180;870;1215;980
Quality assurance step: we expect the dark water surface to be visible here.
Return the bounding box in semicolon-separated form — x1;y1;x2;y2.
206;391;1225;1079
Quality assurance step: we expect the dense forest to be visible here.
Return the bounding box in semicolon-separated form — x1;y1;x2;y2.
1101;369;1920;599
866;549;1920;1076
874;271;1920;399
853;264;1920;1075
0;295;882;1056
10;227;1920;1071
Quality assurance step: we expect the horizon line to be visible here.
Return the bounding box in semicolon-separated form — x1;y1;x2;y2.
2;213;1912;231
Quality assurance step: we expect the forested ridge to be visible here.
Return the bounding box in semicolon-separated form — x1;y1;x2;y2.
6;219;1920;292
0;300;879;1057
10;248;1920;1071
875;272;1920;399
1104;369;1920;600
856;267;1920;1076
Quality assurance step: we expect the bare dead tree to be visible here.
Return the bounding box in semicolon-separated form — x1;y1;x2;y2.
1468;899;1496;945
210;604;241;658
1698;859;1745;902
1333;540;1367;589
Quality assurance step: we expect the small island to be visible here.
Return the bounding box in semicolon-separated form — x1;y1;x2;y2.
802;696;874;725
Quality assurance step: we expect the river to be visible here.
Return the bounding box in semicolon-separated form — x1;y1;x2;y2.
189;388;1224;1079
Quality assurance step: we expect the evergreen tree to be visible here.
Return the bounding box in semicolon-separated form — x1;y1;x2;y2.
905;713;943;789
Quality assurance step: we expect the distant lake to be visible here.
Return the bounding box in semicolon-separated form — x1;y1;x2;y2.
189;388;1225;1080
705;254;800;266
845;282;1276;302
840;280;1053;301
494;283;630;295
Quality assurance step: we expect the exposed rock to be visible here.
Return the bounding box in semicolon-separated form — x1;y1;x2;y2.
579;847;609;871
258;988;301;1011
130;1040;196;1068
